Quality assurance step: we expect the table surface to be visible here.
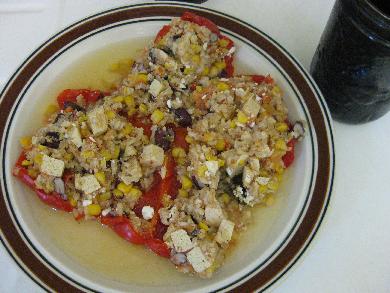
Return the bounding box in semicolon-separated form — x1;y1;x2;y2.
1;0;389;292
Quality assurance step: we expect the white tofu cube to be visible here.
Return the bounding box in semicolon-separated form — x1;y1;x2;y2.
119;158;142;184
149;79;163;97
87;106;107;136
75;174;101;194
40;155;64;177
205;161;219;176
142;206;154;220
68;126;83;148
215;219;235;244
242;96;260;118
205;205;224;227
170;229;193;253
140;144;164;169
187;247;211;273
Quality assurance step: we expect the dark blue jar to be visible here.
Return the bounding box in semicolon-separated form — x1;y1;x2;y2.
310;0;390;124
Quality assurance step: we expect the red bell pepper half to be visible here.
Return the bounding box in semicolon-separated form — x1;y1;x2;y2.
57;89;104;109
13;152;73;212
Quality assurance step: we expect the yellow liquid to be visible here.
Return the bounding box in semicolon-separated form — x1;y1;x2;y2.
28;38;285;287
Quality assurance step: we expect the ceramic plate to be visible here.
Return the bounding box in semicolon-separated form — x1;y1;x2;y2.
0;3;335;292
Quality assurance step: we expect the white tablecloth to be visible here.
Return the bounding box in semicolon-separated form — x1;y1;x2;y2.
1;1;389;292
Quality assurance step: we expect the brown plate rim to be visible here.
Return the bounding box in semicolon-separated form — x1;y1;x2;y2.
0;3;335;293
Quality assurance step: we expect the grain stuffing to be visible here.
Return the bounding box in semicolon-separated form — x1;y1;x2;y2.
13;12;303;278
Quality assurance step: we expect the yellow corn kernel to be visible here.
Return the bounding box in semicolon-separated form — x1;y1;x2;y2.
37;145;47;151
123;95;135;107
86;204;101;216
191;44;202;53
95;172;106;185
209;66;219;77
177;157;186;165
136;73;148;83
151;109;164;124
203;132;213;142
259;184;268;193
21;160;32;166
215;139;226;151
218;159;225;167
78;114;87;123
105;110;116;120
113;188;124;198
191;55;201;64
275;122;289;132
127;107;136;117
218;38;230;48
185;135;194;144
229;119;237;129
237;111;249;124
112;96;124;103
121;123;133;136
238;159;246;166
219;193;231;204
69;197;77;207
216;82;229;92
100;149;112;161
197;165;208;177
33;154;43;165
275;163;285;175
112;146;121;159
268;180;279;191
214;61;226;70
205;153;217;161
19;136;32;149
117;182;132;194
45;104;59;116
206;262;218;274
181;175;193;190
81;150;95;159
172;147;186;158
275;139;287;151
272;85;281;96
199;221;209;231
201;67;210;76
195;85;203;92
80;127;90;138
178;188;189;198
98;192;112;201
184;67;194;75
27;169;39;179
139;103;148;114
127;187;142;200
